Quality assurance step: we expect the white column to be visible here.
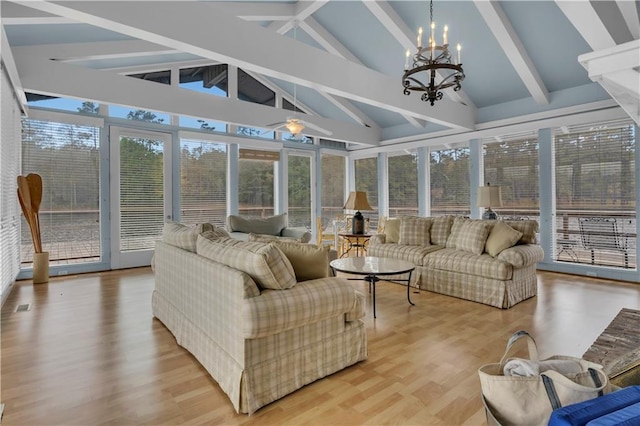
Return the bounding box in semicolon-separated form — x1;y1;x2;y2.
538;128;555;264
418;146;429;217
227;144;239;216
469;138;482;219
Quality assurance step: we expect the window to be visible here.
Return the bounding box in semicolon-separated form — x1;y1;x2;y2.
26;93;94;114
430;147;470;216
128;70;170;85
554;120;636;269
483;134;539;220
354;157;378;229
2;68;21;299
178;116;226;133
109;106;170;124
21;119;101;265
180;139;227;228
288;154;311;228
320;154;346;225
238;149;278;218
179;65;228;96
388;153;418;217
238;68;275;107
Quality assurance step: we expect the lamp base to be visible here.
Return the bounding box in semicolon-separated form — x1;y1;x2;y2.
482;208;498;220
352;211;365;234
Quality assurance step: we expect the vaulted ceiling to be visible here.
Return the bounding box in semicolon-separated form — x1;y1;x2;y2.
2;1;639;148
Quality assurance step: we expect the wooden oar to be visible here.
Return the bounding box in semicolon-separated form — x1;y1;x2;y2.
26;173;43;253
17;176;39;253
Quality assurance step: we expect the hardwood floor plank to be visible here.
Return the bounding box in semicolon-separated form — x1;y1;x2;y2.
2;268;639;425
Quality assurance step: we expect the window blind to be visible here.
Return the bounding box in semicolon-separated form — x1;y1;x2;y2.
238;149;277;217
320;153;345;225
21;118;101;265
430;147;470;216
482;132;539;220
354;157;378;230
288;155;311;228
1;65;21;302
180;139;227;228
388;153;418;217
554;120;636;269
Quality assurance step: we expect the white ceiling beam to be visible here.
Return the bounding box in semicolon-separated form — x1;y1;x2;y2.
616;0;640;40
14;48;380;144
268;1;329;35
298;17;379;129
17;1;474;129
579;39;640;125
15;40;176;62
362;0;476;109
555;1;616;51
1;1;75;24
299;17;361;63
474;1;549;105
218;2;295;22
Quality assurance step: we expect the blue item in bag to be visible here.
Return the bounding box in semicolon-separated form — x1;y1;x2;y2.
585;402;640;425
548;386;640;426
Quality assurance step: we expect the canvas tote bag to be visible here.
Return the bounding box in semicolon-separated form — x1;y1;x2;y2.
478;330;611;426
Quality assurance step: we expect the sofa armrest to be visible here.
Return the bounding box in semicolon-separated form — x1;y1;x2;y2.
281;227;312;243
370;234;386;245
242;277;361;339
497;244;544;268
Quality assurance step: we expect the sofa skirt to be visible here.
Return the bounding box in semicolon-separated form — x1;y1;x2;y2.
418;264;538;309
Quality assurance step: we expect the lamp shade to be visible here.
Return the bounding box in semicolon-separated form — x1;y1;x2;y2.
477;185;503;208
343;191;373;211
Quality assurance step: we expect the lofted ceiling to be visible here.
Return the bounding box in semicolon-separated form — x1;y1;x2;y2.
2;1;639;149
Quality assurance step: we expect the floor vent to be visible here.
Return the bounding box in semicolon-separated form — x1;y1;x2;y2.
15;304;31;312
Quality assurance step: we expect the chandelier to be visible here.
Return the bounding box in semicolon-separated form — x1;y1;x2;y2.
402;0;465;106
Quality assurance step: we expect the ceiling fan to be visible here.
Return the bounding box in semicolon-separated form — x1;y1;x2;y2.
263;22;333;138
265;116;333;137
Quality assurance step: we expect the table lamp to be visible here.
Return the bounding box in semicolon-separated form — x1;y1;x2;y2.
477;183;502;220
343;191;373;234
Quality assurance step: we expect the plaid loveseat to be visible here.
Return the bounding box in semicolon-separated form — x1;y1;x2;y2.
152;223;367;414
368;216;544;309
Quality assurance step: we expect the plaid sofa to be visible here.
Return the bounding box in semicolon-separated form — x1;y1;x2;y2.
368;216;544;309
152;227;366;414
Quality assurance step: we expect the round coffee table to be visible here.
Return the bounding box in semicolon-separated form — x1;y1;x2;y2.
330;256;415;318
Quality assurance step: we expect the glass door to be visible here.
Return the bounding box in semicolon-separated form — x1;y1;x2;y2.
110;127;172;269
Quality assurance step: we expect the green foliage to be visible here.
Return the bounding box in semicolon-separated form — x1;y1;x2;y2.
126;109;164;123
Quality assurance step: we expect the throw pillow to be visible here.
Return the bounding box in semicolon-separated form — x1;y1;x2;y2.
445;216;470;248
200;227;230;241
196;235;297;290
269;241;329;281
384;218;401;243
248;233;302;243
163;222;208;252
430;215;453;246
485;221;523;257
502;220;539;244
455;220;492;255
399;217;432;246
227;213;287;236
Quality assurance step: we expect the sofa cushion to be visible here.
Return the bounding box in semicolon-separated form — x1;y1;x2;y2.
196;235;297;290
163;222;218;252
485;221;523;257
455;220;491;255
425;248;513;280
399;217;432;246
227;213;287;236
367;243;441;266
431;215;454;246
384;218;401;243
446;216;470;248
268;241;329;281
502;220;538;244
248;233;302;243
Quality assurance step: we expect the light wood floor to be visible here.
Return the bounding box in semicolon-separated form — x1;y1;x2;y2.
2;269;639;425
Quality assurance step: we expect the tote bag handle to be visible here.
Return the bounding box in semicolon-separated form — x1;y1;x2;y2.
499;330;540;370
541;368;609;410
